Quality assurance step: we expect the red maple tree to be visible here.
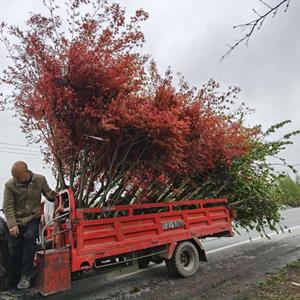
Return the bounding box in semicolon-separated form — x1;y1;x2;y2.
0;0;256;207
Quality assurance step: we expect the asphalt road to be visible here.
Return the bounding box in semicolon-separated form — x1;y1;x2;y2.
3;207;300;300
203;206;300;253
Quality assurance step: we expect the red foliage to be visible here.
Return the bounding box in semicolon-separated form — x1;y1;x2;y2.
0;0;257;206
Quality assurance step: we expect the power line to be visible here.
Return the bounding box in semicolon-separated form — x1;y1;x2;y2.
0;146;40;153
0;142;40;149
0;150;41;157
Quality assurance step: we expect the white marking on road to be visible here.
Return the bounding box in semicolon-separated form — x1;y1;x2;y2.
116;225;300;279
117;269;145;279
206;225;300;254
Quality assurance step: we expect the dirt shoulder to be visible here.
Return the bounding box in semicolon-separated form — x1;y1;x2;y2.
236;260;300;300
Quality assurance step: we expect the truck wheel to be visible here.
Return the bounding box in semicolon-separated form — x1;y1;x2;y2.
138;257;150;269
166;241;199;278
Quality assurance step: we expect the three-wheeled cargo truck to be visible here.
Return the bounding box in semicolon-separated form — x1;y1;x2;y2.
1;188;234;296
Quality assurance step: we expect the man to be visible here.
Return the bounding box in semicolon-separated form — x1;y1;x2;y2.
3;161;56;289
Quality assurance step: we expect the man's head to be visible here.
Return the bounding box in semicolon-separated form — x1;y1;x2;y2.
11;161;31;183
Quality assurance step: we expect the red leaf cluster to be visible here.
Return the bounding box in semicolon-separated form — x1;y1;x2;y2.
0;0;257;206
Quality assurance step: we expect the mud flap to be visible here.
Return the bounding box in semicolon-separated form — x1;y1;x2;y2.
191;237;207;262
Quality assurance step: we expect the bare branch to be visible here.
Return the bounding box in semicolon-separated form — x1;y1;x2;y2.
259;0;272;10
221;0;290;61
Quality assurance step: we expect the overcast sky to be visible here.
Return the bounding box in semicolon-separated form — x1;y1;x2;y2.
1;0;299;206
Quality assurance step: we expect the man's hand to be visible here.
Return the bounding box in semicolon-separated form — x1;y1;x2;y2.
9;225;19;237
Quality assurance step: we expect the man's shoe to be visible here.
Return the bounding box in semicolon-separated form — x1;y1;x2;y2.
17;275;30;289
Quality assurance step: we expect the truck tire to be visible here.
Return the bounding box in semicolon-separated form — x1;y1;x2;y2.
166;241;199;278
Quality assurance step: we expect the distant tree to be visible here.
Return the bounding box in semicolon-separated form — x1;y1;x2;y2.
295;174;300;185
278;175;300;207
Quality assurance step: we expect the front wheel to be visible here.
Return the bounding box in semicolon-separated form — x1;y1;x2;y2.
166;241;199;278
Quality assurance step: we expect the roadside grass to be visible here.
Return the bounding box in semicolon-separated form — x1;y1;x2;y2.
277;176;300;207
237;260;300;299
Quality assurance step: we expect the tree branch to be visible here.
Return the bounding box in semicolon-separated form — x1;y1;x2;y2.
221;0;290;61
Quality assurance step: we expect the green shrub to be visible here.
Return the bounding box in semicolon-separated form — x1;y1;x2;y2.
277;175;300;207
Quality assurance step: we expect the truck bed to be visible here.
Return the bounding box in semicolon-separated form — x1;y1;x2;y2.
61;193;233;271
